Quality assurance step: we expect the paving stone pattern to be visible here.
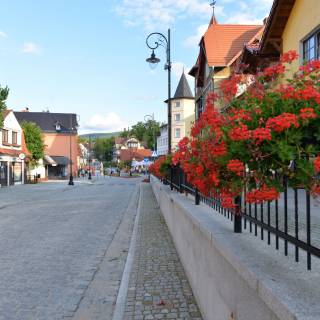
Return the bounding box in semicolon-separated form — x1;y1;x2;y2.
0;178;139;320
124;184;203;320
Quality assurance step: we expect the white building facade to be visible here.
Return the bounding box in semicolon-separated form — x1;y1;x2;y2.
156;124;168;156
168;72;195;152
0;110;28;186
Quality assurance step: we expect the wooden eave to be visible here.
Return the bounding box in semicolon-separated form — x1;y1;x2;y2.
260;0;296;54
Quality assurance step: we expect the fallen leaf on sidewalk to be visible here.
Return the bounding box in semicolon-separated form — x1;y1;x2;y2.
156;300;166;306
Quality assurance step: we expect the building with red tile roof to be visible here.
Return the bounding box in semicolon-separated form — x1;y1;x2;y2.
113;136;150;163
204;24;263;67
118;148;151;162
189;15;263;117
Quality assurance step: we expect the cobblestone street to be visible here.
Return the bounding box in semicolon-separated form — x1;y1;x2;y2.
0;178;139;320
124;183;202;320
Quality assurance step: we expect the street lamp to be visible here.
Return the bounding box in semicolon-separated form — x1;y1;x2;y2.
144;113;156;152
146;29;172;154
68;114;77;186
146;50;160;69
88;134;92;180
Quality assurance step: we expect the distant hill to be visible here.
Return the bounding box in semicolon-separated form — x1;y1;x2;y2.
79;132;121;139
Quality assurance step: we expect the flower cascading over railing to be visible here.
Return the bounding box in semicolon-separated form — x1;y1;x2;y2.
167;51;320;208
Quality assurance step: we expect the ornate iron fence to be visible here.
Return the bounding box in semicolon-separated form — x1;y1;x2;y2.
162;165;320;270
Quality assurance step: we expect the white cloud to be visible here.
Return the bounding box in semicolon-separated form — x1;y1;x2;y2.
21;42;41;54
225;12;262;24
172;62;187;78
115;0;216;30
183;24;208;47
134;95;158;102
224;0;272;24
171;62;194;87
82;112;128;132
0;31;7;38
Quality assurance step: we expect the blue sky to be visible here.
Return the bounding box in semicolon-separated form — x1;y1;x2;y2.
0;0;272;134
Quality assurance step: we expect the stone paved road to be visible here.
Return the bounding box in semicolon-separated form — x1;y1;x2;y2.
124;183;203;320
0;177;140;320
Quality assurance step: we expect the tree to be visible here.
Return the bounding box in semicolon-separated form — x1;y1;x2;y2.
93;137;115;163
143;119;160;150
130;122;146;141
21;121;45;167
119;128;130;138
0;85;9;128
123;120;161;149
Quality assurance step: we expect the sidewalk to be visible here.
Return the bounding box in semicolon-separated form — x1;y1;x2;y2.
123;183;203;320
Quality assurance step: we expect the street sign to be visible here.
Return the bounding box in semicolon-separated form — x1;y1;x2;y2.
151;151;158;158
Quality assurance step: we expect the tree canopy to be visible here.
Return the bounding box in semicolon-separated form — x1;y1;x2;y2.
93;137;115;163
21;121;45;167
0;85;9;128
121;120;161;149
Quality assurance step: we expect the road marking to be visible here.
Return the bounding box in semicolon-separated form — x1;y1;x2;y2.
112;183;142;320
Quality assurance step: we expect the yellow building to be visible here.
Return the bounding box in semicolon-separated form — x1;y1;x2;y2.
259;0;320;77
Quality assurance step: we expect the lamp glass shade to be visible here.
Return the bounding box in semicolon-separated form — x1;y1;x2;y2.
146;50;160;69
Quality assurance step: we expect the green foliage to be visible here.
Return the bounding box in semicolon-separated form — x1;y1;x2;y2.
0;85;9;129
21;121;45;167
93;137;115;162
119;129;130;138
130;122;145;141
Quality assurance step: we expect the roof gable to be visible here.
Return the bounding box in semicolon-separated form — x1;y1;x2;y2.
3;110;22;132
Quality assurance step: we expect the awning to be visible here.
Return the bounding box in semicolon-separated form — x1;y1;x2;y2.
44;155;56;165
44;155;70;166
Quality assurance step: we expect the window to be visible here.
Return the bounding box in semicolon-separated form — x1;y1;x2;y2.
196;97;204;120
303;29;320;62
175;128;181;138
175;113;181;121
174;101;181;108
2;130;8;143
12;132;17;145
55;122;61;131
127;141;138;148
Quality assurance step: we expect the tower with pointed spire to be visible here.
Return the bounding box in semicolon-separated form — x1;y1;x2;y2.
166;71;195;151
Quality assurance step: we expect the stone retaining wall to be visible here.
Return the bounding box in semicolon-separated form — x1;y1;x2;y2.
151;176;320;320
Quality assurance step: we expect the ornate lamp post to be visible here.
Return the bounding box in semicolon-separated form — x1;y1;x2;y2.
144;113;156;152
88;134;92;180
146;29;172;154
68;114;78;186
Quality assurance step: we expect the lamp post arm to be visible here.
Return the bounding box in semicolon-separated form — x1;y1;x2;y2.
146;32;168;51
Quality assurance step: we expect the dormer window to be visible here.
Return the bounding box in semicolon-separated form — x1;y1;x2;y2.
55;122;61;131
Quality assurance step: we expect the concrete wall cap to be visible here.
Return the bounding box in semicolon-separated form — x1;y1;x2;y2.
151;176;320;320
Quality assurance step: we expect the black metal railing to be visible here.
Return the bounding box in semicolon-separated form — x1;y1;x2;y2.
162;165;320;270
